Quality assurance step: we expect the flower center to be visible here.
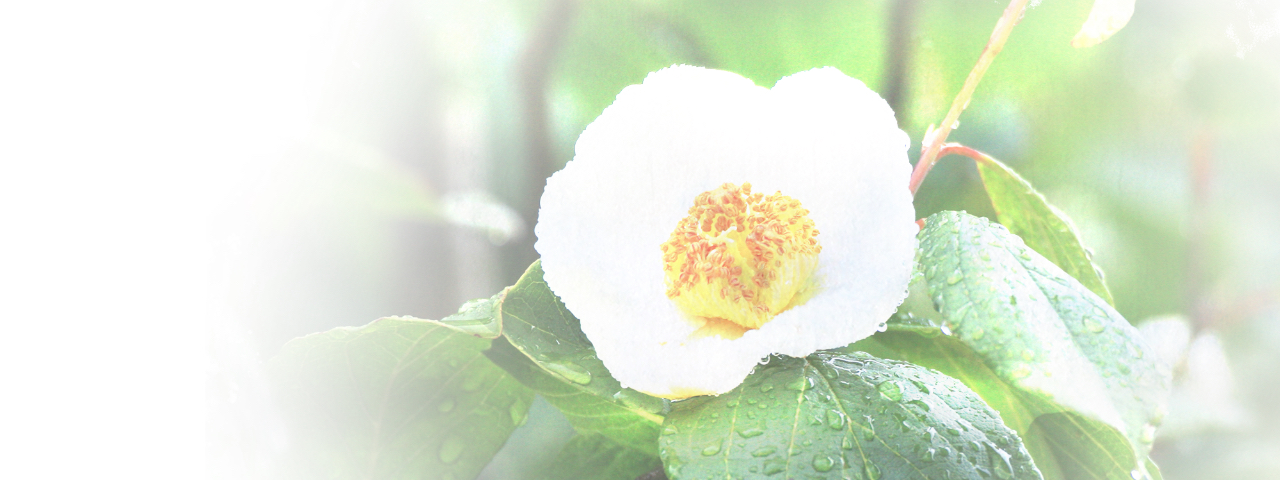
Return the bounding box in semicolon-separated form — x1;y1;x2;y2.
660;182;822;339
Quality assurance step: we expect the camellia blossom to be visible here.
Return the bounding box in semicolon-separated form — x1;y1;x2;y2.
535;65;917;399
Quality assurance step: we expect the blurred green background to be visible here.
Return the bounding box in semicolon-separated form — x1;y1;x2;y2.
208;0;1280;478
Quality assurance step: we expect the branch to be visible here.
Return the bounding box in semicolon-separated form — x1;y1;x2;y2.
909;0;1031;195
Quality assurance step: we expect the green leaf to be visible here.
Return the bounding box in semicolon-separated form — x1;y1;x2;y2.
915;211;1170;479
539;433;662;480
853;328;1070;480
485;338;664;453
492;261;667;452
436;292;506;339
975;154;1115;305
659;352;1042;480
268;317;534;480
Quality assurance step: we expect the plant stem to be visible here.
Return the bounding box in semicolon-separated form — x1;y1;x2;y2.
908;0;1031;195
936;142;994;165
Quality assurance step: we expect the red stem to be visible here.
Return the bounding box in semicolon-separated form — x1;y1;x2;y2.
908;0;1030;195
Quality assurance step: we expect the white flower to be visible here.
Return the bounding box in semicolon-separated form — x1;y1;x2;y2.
535;66;917;399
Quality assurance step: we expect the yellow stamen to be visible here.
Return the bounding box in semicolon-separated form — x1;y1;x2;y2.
660;182;822;337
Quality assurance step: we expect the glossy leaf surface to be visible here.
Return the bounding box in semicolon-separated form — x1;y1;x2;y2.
659;352;1042;480
914;211;1170;479
976;154;1114;305
269;317;533;480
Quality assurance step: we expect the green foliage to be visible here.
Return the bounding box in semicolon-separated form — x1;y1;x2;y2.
485;338;664;454
901;210;1170;479
539;433;662;480
975;154;1114;305
437;292;506;339
659;352;1042;480
268;316;533;480
493;261;667;452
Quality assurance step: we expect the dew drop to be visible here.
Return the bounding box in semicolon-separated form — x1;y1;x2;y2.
437;398;456;413
861;426;876;441
509;402;528;426
908;399;931;412
543;361;592;385
701;441;722;456
827;410;846;429
946;272;964;285
763;459;786;475
1084;318;1105;333
812;455;836;472
760;383;775;393
662;425;679;436
738;427;765;438
842;436;854;450
864;461;882;480
438;435;466;464
752;445;777;457
875;381;902;402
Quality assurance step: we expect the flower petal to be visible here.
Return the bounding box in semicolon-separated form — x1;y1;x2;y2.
536;66;916;398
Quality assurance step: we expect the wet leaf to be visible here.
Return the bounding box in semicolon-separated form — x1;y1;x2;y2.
914;211;1171;479
539;433;661;480
659;352;1042;480
486;338;664;454
975;154;1114;305
268;317;533;480
1071;0;1135;48
492;261;667;453
435;291;506;339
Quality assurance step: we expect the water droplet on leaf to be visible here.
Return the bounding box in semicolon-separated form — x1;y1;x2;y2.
864;461;882;480
752;446;777;457
543;361;592;385
827;410;846;429
813;455;836;472
738;427;764;438
438;436;466;464
763;459;786;475
1084;318;1105;333
437;398;455;413
509;402;527;426
876;381;902;401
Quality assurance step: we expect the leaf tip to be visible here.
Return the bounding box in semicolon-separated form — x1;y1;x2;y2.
1071;0;1135;48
